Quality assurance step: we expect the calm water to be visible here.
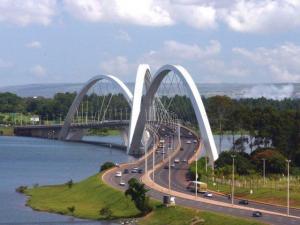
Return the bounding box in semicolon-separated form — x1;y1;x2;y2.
0;136;132;225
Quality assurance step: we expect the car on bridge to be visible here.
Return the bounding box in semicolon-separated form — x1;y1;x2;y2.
239;199;249;205
115;171;122;177
187;181;207;193
252;211;262;217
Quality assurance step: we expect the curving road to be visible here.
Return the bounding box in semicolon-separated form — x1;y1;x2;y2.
102;126;300;225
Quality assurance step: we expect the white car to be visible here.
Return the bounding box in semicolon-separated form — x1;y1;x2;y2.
174;158;180;163
119;181;126;186
115;171;122;177
204;192;213;198
170;196;176;205
188;132;192;136
186;140;191;144
193;140;197;143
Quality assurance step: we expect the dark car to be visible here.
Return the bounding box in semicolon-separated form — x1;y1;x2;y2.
164;165;169;169
138;168;143;174
252;211;262;217
180;147;184;151
239;199;249;205
123;169;129;174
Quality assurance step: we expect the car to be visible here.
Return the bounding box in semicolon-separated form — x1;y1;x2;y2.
123;169;129;174
115;171;122;177
252;211;262;217
174;158;180;163
186;140;191;144
188;132;192;136
161;151;166;154
204;192;213;198
193;140;197;143
181;159;187;163
131;168;138;173
164;165;169;169
138;168;143;174
239;199;249;205
171;163;176;168
119;181;126;186
180;147;184;151
115;163;120;167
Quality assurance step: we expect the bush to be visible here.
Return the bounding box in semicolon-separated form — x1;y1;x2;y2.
66;179;73;188
100;162;115;172
16;185;27;193
67;206;75;214
99;206;112;219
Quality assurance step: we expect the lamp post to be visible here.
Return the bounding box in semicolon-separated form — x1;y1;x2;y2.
231;154;236;205
286;159;291;216
262;158;266;185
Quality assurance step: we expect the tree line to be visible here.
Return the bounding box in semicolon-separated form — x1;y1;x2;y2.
0;92;299;166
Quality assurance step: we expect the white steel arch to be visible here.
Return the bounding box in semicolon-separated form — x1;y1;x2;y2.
128;64;218;162
128;64;152;153
59;74;133;140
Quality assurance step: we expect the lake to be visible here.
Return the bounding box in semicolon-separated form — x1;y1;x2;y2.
0;136;132;225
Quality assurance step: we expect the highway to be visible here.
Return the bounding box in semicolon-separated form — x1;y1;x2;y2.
102;126;300;225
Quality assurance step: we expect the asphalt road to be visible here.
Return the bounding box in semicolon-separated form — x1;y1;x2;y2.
103;126;300;225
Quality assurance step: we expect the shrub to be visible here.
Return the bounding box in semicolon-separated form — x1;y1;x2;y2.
99;206;112;219
16;185;27;193
66;179;73;188
67;206;75;215
100;162;115;172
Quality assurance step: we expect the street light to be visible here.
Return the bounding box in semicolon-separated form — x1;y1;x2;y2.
231;154;236;205
286;159;291;216
262;158;266;185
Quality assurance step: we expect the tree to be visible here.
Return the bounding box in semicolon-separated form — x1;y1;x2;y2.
100;162;115;172
251;148;286;174
125;178;152;214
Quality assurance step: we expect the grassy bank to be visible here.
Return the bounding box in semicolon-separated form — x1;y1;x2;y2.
24;172;265;224
0;126;13;136
25;174;140;219
88;128;121;136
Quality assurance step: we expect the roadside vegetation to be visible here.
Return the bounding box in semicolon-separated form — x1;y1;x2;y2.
190;151;300;207
24;163;264;224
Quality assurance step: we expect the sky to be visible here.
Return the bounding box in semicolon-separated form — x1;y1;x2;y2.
1;0;300;86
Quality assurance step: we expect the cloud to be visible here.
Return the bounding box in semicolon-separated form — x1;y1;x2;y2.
63;0;173;26
30;65;47;77
0;58;13;68
115;30;131;42
242;84;294;100
26;41;42;48
99;56;133;77
223;0;300;33
233;42;300;82
0;0;56;26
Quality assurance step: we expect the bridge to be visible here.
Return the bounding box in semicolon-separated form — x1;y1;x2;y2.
13;64;218;163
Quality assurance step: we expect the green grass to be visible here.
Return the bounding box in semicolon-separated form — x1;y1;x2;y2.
25;174;140;220
88;128;121;136
25;172;265;224
139;205;263;225
0;126;13;136
206;178;300;208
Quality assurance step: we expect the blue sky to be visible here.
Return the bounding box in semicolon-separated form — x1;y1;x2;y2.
1;0;300;86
